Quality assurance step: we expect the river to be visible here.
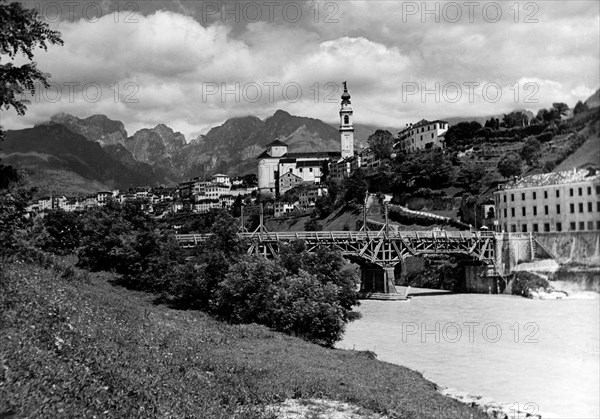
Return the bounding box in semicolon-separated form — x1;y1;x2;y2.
337;290;600;418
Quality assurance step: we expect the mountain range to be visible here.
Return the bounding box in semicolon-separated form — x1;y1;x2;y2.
3;88;597;196
1;110;390;195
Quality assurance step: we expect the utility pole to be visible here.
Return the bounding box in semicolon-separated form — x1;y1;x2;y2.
384;203;390;238
362;192;368;231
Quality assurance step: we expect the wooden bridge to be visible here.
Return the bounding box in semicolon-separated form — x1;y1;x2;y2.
175;229;497;299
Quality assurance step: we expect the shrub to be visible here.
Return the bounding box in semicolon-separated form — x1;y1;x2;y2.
511;271;549;297
213;256;285;324
270;271;346;347
35;209;83;255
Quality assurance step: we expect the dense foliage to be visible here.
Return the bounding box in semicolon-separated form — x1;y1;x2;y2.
28;204;361;347
511;271;549;297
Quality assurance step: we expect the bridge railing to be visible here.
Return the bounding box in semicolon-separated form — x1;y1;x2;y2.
175;230;496;243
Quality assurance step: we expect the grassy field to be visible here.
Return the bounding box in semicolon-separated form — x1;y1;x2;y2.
0;258;487;418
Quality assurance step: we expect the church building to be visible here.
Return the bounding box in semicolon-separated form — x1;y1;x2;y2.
257;82;357;195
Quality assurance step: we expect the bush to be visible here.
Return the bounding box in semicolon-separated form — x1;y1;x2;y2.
213;256;285;324
270;271;347;347
34;209;83;255
210;241;361;347
511;271;549;297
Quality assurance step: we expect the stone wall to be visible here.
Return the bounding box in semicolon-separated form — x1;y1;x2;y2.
494;232;535;275
535;232;600;265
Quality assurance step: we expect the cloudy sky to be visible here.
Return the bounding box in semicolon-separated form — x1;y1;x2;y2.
3;0;599;139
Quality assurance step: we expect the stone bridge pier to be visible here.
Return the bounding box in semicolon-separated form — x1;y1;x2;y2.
357;262;406;300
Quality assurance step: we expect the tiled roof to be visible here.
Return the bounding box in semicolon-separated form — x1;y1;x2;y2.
266;139;288;147
500;169;600;190
398;119;449;134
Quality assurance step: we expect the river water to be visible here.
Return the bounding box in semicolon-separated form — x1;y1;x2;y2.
337;291;600;418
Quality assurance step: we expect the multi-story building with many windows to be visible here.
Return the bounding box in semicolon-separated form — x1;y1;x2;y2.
396;119;449;153
494;168;600;233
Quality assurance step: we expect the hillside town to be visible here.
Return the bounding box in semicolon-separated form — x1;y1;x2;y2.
25;83;600;234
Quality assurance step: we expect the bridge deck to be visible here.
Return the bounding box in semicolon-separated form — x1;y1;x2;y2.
175;230;497;264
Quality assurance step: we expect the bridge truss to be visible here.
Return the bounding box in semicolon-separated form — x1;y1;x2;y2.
175;230;496;266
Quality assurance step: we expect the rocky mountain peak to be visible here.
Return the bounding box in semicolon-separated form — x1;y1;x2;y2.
49;112;128;147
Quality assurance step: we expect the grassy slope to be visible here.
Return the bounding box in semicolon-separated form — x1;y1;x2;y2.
554;130;600;172
0;260;487;418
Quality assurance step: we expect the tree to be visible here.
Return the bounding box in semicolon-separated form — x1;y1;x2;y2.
1;1;62;265
395;150;456;190
304;216;322;231
35;209;83;255
552;102;569;117
366;130;394;160
502;111;529;128
484;117;500;130
0;0;63;123
458;161;486;193
573;100;589;115
497;153;522;178
342;169;368;205
444;121;482;149
519;136;542;166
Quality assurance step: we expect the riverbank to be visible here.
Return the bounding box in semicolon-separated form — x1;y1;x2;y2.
339;293;600;419
0;259;487;418
513;258;600;297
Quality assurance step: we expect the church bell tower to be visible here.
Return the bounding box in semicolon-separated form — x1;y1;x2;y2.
339;81;354;159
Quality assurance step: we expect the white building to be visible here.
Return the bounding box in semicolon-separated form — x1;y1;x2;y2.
212;173;231;186
257;139;338;196
494;168;600;233
274;201;299;217
396;119;449;153
257;82;357;195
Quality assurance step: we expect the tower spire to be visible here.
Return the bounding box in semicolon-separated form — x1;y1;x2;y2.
339;81;354;159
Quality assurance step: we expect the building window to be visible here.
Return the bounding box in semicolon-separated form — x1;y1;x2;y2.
522;207;526;216
511;225;517;232
597;201;600;211
579;203;584;213
503;195;506;203
544;223;550;232
596;185;600;194
556;222;562;232
570;188;573;197
570;203;575;213
533;192;537;199
533;206;537;216
570;222;576;231
532;223;538;232
578;187;583;196
431;133;434;138
522;224;528;232
503;208;507;218
556;190;560;198
511;208;515;217
511;194;514;202
544;205;549;215
544;191;548;199
521;192;525;200
579;221;585;231
597;221;600;230
588;186;592;195
588;221;594;230
588;202;593;212
309;168;313;173
556;204;561;214
344;115;349;124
